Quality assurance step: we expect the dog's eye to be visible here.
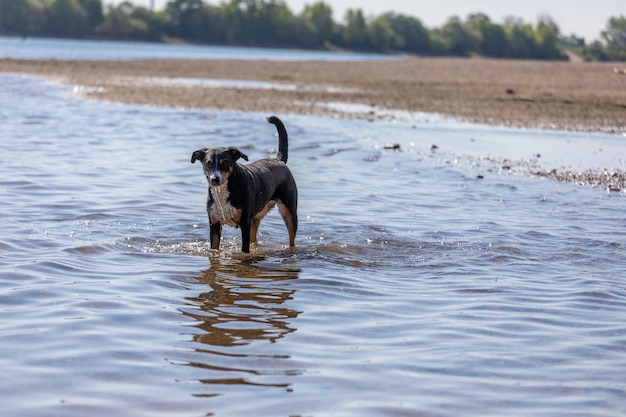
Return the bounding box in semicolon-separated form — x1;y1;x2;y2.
220;160;230;169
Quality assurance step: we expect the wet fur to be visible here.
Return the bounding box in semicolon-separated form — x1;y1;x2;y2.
191;116;298;253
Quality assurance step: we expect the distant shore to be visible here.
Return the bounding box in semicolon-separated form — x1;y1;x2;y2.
1;57;625;133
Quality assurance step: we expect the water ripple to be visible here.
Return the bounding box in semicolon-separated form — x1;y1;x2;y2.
1;74;626;417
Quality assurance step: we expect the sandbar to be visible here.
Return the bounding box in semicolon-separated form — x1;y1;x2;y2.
2;56;626;190
1;57;625;133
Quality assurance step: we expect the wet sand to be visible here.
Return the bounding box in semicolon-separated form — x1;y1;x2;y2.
1;57;625;133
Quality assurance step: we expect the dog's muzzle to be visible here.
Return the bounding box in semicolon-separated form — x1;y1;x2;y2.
209;172;222;186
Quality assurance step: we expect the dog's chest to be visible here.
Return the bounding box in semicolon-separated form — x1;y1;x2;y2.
208;186;241;227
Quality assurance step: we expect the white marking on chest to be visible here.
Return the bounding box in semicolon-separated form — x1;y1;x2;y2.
209;185;240;227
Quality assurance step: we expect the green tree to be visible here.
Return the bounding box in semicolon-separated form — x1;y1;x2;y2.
165;0;204;39
220;0;243;43
196;4;228;43
0;0;47;35
341;8;368;49
289;14;318;47
581;40;610;61
382;13;431;54
0;0;579;58
253;0;296;45
97;2;163;40
78;0;103;29
96;2;141;38
368;15;396;51
465;13;507;57
602;15;626;60
436;16;478;56
504;18;536;58
535;16;566;60
217;0;297;46
45;0;91;37
481;24;507;57
130;6;166;40
301;1;335;47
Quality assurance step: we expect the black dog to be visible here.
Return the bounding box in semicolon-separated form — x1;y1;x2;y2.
191;116;298;253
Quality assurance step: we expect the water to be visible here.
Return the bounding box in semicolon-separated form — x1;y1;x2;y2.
1;71;626;417
0;35;402;61
142;76;360;94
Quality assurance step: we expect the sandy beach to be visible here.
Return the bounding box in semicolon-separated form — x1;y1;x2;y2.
1;57;625;133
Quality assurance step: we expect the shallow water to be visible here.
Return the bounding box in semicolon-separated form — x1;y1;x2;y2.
1;74;626;417
0;35;402;61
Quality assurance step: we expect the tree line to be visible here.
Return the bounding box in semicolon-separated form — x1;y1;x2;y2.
1;0;625;61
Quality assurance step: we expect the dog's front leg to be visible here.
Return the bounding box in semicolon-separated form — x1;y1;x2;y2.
240;216;252;253
209;222;222;250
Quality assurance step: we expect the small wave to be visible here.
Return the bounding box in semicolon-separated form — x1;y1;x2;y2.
63;244;116;256
118;234;403;270
118;237;213;256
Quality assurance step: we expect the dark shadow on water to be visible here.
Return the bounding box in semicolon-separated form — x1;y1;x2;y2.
180;254;302;394
185;255;301;346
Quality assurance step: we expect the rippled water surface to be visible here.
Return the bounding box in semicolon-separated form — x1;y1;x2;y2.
1;74;626;417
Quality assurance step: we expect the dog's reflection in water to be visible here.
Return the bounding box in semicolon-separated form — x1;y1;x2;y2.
184;256;301;347
180;256;302;390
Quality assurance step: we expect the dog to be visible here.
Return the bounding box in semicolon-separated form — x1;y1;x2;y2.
191;116;298;253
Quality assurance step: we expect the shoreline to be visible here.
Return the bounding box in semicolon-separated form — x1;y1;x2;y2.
1;57;625;134
2;56;626;191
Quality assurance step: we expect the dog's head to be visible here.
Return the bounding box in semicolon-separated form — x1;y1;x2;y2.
191;147;249;187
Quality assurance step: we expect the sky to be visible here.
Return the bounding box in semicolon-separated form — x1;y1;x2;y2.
106;0;623;42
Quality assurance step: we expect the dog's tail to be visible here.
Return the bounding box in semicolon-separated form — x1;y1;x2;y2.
267;115;288;163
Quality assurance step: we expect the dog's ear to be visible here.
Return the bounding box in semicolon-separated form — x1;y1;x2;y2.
228;147;248;162
191;149;207;164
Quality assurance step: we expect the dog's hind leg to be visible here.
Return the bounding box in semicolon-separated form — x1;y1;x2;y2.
277;200;298;247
